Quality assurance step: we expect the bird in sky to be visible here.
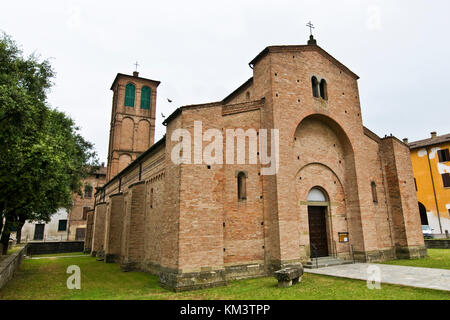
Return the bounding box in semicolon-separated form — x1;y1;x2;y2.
167;98;173;103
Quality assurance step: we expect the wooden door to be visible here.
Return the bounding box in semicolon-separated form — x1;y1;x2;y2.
34;224;45;241
308;206;329;258
75;228;86;241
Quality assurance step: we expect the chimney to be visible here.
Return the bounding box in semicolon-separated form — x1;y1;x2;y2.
101;162;105;168
431;132;437;139
403;138;409;144
133;71;139;77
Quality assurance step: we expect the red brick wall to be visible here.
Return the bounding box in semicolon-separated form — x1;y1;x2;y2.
105;193;124;257
92;203;106;254
84;210;95;252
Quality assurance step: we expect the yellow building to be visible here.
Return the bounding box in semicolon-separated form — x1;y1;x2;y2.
408;132;450;235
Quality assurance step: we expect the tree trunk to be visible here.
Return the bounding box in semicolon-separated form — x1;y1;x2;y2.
0;204;4;254
15;216;26;244
0;202;4;239
16;221;25;244
0;228;10;255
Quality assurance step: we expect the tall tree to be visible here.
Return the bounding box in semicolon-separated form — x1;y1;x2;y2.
0;33;98;254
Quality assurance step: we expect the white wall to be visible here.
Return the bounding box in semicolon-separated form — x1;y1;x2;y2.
12;208;69;242
427;212;450;236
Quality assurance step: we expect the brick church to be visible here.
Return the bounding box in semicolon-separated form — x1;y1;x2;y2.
86;35;427;291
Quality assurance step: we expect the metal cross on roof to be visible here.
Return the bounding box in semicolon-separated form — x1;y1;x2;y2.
134;61;140;72
306;21;315;36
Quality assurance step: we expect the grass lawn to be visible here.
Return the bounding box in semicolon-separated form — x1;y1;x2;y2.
0;253;448;300
379;249;450;270
0;245;25;263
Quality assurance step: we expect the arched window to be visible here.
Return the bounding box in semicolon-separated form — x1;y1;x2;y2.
311;76;319;98
237;172;247;201
371;182;378;203
320;79;328;100
124;83;135;107
418;202;429;225
307;188;327;202
140;86;151;110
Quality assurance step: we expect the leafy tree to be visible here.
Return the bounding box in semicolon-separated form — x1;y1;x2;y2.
0;33;98;253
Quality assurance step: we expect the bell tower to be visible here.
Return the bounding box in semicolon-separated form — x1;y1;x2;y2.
106;71;160;181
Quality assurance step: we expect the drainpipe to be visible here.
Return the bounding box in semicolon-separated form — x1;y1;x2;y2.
426;147;443;234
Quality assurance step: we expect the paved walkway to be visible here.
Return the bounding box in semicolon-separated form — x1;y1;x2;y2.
305;263;450;291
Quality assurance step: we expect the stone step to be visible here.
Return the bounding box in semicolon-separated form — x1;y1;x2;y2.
305;257;353;269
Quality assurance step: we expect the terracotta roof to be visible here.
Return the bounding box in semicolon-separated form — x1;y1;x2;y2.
249;45;359;80
222;78;253;103
93;166;107;175
110;73;161;90
409;133;450;150
162;101;223;126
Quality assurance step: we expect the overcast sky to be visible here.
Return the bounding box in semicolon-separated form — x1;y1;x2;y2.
2;0;450;163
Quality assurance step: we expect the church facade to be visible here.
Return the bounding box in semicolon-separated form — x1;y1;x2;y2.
87;36;426;291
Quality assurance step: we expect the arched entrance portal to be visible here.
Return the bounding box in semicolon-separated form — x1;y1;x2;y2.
307;188;329;258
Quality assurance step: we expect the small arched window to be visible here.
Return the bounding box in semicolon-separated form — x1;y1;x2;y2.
371;182;378;203
237;172;247;201
320;79;328;100
246;91;251;100
140;86;151;110
124;83;136;107
311;76;319;98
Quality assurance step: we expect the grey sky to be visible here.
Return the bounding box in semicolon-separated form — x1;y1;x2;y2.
2;0;449;164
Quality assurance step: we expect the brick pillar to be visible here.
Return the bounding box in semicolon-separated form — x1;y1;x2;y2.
104;193;124;263
380;137;427;259
91;202;107;257
84;210;95;253
121;182;146;270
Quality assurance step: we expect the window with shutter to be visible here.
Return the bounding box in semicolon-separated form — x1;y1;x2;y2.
140;86;151;109
124;83;135;107
442;173;450;188
58;220;67;231
438;149;450;162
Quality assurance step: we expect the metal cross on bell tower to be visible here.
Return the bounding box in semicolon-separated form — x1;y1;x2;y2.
306;21;317;45
134;61;140;72
306;21;315;36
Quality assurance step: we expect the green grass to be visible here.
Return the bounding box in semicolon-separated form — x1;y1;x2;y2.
7;245;24;255
0;245;25;263
379;249;450;270
0;253;448;300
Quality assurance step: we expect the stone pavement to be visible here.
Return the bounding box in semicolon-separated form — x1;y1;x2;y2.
305;263;450;292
